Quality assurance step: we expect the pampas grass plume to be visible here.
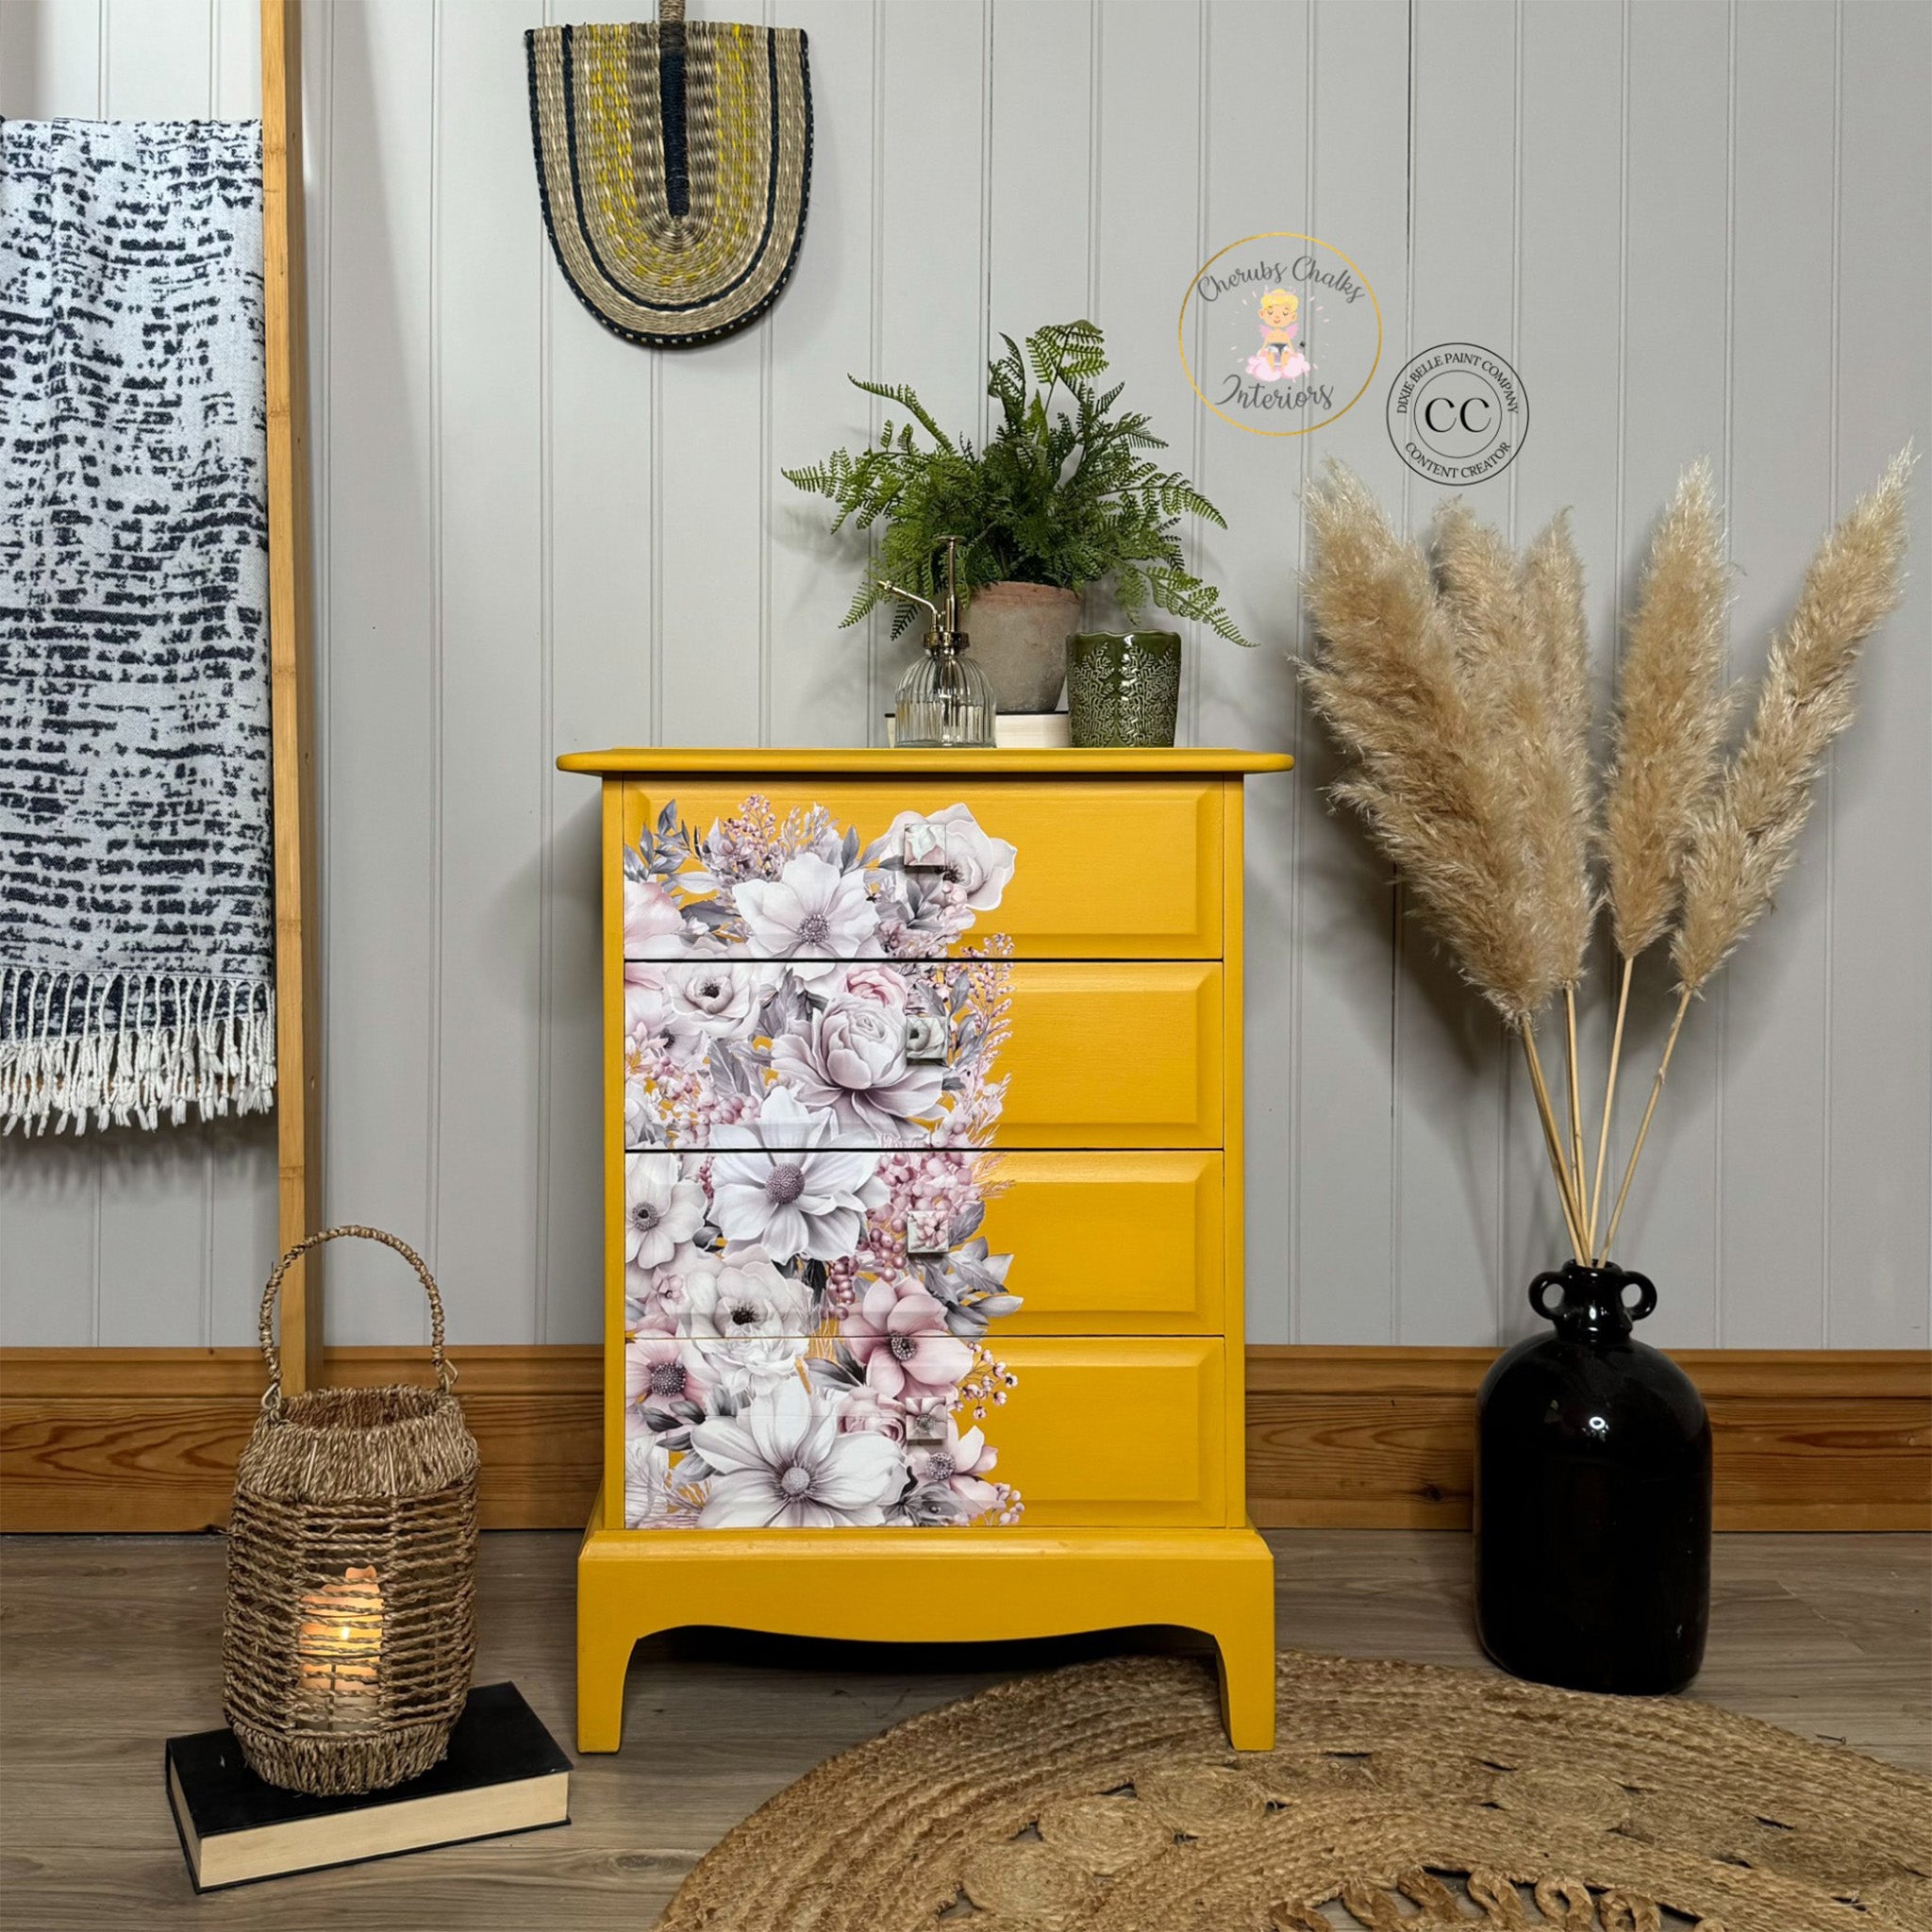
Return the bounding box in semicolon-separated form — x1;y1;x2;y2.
1433;501;1594;995
1519;511;1597;988
1297;453;1913;1268
1673;448;1915;992
1602;463;1731;960
1299;469;1555;1023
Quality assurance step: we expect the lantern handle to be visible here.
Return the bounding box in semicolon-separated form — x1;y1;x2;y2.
258;1224;456;1416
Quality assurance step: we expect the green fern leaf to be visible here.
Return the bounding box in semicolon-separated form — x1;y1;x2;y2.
787;319;1244;652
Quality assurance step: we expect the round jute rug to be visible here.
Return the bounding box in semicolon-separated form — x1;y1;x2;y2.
657;1652;1932;1932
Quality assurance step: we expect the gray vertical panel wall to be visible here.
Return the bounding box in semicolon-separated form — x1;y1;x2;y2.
1505;0;1624;1339
0;0;1925;1353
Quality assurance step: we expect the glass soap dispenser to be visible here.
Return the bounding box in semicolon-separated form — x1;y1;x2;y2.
886;537;997;749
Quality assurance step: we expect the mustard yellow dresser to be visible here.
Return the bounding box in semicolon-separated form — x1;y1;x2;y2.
558;747;1291;1751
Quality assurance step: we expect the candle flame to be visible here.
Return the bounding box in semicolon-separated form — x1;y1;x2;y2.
296;1565;385;1724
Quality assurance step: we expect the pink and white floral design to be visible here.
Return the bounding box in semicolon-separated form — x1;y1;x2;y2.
625;1153;708;1274
685;1378;906;1529
624;875;694;958
768;997;946;1137
734;855;880;978
866;804;1017;913
708;1091;889;1260
622;794;1024;1531
841;1274;976;1407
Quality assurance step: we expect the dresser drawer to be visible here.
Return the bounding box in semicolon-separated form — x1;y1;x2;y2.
621;1147;1221;1341
623;961;1224;1150
985;1151;1223;1334
996;963;1222;1147
989;1339;1228;1527
621;778;1223;959
620;1340;1227;1531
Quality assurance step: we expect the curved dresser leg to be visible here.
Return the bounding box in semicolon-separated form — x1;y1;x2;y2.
1209;1567;1278;1751
577;1513;639;1753
576;1611;635;1754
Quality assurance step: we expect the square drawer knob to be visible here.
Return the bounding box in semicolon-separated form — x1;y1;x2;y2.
903;1012;949;1064
904;1407;947;1447
901;823;947;872
906;1208;951;1258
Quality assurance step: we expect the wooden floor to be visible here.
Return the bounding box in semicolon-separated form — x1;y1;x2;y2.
1;1530;1925;1929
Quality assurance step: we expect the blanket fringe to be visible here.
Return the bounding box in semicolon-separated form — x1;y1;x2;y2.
0;967;276;1135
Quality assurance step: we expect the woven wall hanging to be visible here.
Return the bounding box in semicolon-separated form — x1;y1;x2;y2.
525;0;812;348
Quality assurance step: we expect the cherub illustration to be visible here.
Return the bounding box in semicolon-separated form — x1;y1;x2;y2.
1245;287;1310;383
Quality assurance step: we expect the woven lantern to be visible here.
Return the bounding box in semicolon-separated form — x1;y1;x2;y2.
223;1226;479;1796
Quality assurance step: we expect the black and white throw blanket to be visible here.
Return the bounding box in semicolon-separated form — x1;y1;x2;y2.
0;119;275;1134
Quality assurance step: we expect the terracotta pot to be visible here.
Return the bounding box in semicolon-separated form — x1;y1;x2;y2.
963;581;1080;713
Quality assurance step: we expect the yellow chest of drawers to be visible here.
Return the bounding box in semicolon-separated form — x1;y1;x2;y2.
560;747;1289;1751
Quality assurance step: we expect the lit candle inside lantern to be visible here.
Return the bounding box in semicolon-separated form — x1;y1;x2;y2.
295;1565;384;1730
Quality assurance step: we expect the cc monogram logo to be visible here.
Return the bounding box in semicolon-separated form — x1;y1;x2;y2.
1386;342;1530;485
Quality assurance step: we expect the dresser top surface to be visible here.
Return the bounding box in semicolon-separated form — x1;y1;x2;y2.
558;747;1293;778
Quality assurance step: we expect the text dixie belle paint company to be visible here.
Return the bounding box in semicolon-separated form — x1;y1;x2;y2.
1384;342;1530;484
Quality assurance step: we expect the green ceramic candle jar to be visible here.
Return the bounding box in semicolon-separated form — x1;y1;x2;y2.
1065;631;1183;748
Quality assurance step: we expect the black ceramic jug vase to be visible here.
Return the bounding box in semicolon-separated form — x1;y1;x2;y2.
1474;1262;1712;1694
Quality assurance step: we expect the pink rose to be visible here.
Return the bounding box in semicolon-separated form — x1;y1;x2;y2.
828;960;907;1010
835;1385;908;1442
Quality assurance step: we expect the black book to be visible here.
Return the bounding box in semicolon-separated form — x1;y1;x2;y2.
165;1682;571;1891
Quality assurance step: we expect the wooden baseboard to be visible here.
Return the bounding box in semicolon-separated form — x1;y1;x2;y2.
2;1344;1924;1534
0;1346;602;1534
1246;1345;1931;1531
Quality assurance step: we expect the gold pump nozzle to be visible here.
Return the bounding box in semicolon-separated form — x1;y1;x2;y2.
880;536;970;653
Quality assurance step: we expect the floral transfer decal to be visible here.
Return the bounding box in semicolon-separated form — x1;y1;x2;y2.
620;796;1025;1531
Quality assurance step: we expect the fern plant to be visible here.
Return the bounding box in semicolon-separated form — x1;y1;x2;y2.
783;319;1252;646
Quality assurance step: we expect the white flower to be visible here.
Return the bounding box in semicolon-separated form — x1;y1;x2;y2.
678;1250;812;1393
733;855;879;983
873;805;1017;912
690;1377;906;1528
625;874;691;958
624;1436;697;1528
708;1089;887;1260
628;1241;720;1334
699;1333;810;1399
625;963;678;1040
769;996;943;1136
625;1153;708;1269
666;959;774;1041
680;1250;813;1339
626;961;770;1077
